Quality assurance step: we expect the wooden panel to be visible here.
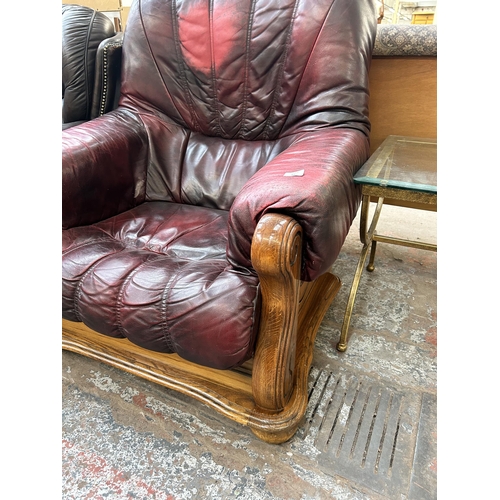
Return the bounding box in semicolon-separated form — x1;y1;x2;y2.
412;13;435;25
368;57;437;154
62;1;129;31
121;6;130;27
62;0;122;10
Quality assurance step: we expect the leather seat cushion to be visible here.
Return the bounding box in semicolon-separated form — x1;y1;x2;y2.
62;201;260;369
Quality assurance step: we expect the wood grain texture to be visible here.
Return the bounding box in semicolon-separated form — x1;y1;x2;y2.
250;273;342;443
369;57;437;154
62;214;341;443
250;214;302;413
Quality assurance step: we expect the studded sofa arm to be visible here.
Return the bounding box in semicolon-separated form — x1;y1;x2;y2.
91;32;124;119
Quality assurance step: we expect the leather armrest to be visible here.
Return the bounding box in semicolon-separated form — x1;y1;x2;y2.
227;128;370;281
62;109;149;230
91;32;124;119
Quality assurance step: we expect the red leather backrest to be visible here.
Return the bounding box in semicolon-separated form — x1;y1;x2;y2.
118;0;377;209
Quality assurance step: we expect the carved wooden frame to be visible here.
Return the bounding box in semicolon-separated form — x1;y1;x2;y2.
62;213;341;443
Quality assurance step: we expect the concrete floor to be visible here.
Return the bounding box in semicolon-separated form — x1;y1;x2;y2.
62;203;437;500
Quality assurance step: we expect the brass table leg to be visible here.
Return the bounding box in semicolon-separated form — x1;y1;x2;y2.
336;195;384;352
367;240;377;272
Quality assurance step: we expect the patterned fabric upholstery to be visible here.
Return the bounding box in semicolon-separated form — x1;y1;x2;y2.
374;24;437;57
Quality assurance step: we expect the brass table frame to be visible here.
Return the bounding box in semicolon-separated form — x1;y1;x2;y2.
336;185;437;352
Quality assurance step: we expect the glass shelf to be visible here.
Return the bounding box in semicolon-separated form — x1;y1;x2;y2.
354;135;437;194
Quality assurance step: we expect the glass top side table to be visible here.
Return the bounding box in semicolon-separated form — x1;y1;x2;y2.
337;135;437;352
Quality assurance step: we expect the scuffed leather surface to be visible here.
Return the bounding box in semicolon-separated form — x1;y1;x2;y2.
62;0;377;368
116;0;376;279
63;202;260;369
120;0;375;141
62;4;115;125
62;109;149;230
228;128;369;281
141;116;296;210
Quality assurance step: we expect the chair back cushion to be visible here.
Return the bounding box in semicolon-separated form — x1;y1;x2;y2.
118;0;376;209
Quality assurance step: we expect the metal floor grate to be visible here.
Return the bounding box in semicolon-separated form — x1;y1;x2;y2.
299;367;423;498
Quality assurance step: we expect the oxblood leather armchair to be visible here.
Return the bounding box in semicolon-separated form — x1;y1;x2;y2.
62;0;377;443
62;4;123;129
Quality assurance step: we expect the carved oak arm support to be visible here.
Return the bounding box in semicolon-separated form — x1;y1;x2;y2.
250;213;302;413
